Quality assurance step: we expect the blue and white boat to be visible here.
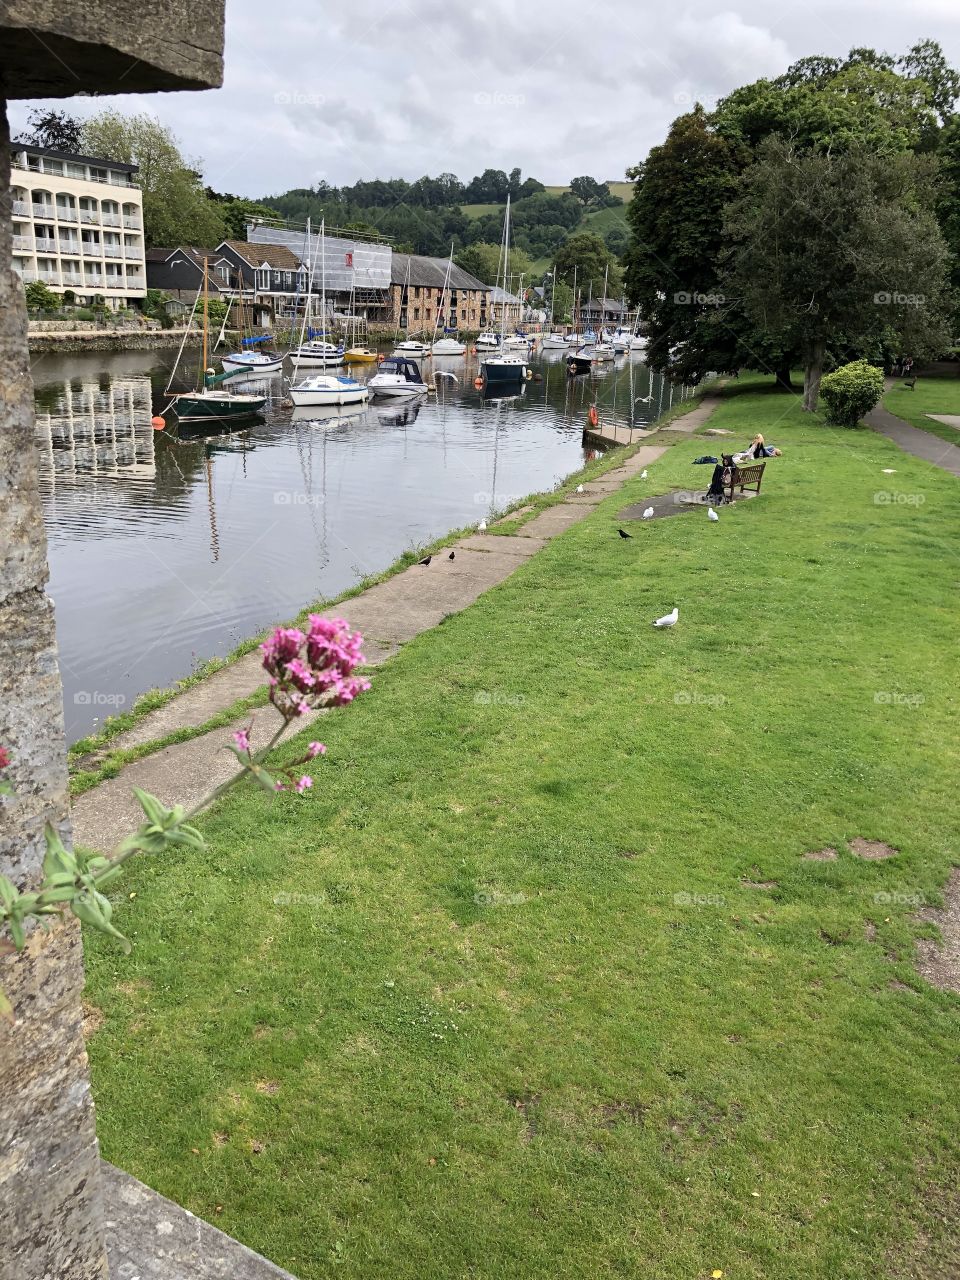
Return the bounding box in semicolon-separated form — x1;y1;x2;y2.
480;198;529;389
221;335;284;375
289;374;369;407
368;356;427;398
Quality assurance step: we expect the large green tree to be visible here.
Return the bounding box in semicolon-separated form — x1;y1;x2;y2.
722;138;953;410
81;111;225;249
624;40;960;386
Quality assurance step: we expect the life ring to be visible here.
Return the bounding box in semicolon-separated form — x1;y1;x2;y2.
474;376;484;390
377;353;385;363
588;404;599;428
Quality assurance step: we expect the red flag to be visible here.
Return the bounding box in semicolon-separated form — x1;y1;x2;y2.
345;251;353;267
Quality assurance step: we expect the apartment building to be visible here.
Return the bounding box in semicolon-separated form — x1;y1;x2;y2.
10;143;147;310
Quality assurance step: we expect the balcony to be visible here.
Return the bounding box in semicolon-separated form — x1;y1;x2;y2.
62;273;84;286
59;245;81;258
123;246;143;259
35;238;59;254
12;235;33;253
13;200;29;216
123;216;141;230
103;245;123;258
79;210;100;224
101;213;121;227
31;204;55;220
80;241;102;255
84;275;105;288
57;207;78;223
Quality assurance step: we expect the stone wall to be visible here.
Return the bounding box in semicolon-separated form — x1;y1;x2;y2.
0;106;109;1280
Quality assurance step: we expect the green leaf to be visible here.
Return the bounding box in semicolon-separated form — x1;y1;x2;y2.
70;891;131;954
43;823;78;881
132;788;174;829
0;874;19;911
250;765;281;794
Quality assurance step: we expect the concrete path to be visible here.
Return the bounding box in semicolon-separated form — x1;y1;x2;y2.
866;397;960;479
585;390;722;449
70;417;714;852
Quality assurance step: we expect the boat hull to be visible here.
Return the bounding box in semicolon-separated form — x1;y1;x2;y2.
481;358;528;385
566;355;592;376
172;392;267;422
289;387;369;406
221;354;284;375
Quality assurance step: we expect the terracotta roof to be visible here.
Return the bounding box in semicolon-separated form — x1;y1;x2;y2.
220;239;301;270
391;252;490;292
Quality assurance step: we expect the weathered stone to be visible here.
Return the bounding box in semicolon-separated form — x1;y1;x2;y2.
0;2;224;97
0;104;108;1280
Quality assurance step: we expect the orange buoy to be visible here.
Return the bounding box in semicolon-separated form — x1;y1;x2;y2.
588;404;599;428
472;346;478;354
151;415;166;429
474;376;484;390
377;352;385;363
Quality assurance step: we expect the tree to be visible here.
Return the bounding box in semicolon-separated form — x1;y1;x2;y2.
81;111;225;248
554;232;621;299
569;175;610;207
17;108;84;152
205;190;276;240
454;242;532;286
463;168;510;203
722;138;953;411
23;280;60;312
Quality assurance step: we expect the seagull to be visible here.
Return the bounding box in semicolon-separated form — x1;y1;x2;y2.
617;528;633;539
576;484;584;493
653;607;679;628
478;519;487;532
708;507;720;522
448;551;455;560
640;469;648;479
642;507;654;520
881;468;896;474
418;555;432;567
635;394;653;404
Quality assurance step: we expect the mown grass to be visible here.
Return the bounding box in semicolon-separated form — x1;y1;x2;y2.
83;382;960;1280
884;370;960;446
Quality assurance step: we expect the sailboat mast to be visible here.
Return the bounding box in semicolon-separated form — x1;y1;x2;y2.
202;256;209;375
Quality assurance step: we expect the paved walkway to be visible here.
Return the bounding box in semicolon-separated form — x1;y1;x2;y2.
71;397;723;852
866;390;960;479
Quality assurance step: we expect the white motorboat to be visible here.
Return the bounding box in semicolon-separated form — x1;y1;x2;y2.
541;332;568;349
431;336;466;356
368;355;428;398
476;331;500;349
394;339;428;356
289;374;369;407
503;333;532;349
289;340;343;368
566;333;586;346
592;343;615;362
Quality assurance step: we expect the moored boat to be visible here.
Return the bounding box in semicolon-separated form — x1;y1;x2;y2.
368;355;427;398
431;336;466;355
476;331;500;349
289;374;369;407
343;345;378;363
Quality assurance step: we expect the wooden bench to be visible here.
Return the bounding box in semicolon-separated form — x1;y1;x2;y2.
723;461;766;501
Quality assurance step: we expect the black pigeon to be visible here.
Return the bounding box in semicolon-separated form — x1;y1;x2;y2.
419;555;432;566
448;551;455;560
617;528;633;539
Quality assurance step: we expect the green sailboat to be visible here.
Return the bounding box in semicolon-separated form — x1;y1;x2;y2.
170;258;267;424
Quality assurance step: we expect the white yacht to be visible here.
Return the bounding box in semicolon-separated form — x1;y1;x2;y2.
289;374;369;407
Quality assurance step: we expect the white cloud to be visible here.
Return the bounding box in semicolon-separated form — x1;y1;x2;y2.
8;0;960;193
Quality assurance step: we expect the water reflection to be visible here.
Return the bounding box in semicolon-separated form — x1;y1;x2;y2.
33;347;686;742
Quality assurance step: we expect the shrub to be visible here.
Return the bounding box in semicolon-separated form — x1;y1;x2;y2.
24;280;60;313
819;360;885;427
62;289;77;307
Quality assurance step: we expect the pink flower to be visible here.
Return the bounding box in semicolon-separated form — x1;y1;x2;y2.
0;747;9;770
284;657;315;692
295;776;313;794
261;627;305;672
232;729;251;753
307;742;326;758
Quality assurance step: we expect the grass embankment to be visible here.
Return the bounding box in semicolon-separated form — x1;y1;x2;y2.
84;381;960;1280
884;370;960;446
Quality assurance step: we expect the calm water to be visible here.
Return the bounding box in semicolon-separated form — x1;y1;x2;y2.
32;345;686;743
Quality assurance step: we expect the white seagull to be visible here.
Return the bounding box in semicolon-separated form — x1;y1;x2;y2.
576;484;584;493
708;507;720;522
642;506;654;519
640;469;648;479
653;607;679;628
478;519;487;532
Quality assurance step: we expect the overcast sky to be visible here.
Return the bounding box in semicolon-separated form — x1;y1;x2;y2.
10;0;960;197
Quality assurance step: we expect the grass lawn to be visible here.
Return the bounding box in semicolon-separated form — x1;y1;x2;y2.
584;204;631;236
84;381;960;1279
460;202;504;220
884;370;960;446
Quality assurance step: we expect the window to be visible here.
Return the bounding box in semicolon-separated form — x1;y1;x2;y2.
413;307;419;320
257;267;270;290
461;310;466;320
414;286;420;298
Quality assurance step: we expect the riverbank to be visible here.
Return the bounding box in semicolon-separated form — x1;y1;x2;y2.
81;376;960;1279
68;385;718;816
29;327;195;354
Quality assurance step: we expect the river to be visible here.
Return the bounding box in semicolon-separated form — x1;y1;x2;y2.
31;345;686;743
